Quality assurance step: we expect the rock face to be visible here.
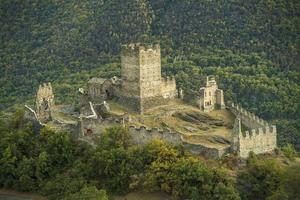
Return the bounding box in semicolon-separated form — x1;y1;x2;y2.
173;111;224;126
87;43;178;113
198;76;225;112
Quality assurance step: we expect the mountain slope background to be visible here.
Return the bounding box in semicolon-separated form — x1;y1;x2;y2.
1;0;300;150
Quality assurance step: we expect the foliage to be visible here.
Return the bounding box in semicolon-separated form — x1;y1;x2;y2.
1;0;299;107
237;156;300;200
281;143;298;161
0;0;299;153
64;186;108;200
162;61;300;151
0;112;241;199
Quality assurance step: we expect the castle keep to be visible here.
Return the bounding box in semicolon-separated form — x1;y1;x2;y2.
88;43;177;113
198;76;225;112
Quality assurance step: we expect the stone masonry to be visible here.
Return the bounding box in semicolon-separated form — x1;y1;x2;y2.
198;76;225;112
36;83;54;123
229;103;277;158
87;43;177;113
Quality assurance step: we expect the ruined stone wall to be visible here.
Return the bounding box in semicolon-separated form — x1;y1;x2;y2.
36;83;54;108
36;83;54;123
198;76;224;112
161;76;177;99
88;82;102;100
216;89;225;109
229;103;277;158
129;125;229;159
128;125;182;145
199;87;216;112
239;126;277;158
183;141;231;159
78;119;229;159
228;103;267;129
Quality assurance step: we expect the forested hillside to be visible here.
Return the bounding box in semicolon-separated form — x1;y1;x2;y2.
0;116;299;199
1;0;300;150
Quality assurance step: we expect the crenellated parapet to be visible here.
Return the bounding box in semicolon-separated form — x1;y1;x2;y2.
228;102;269;128
121;43;160;56
230;102;277;158
242;125;276;139
160;76;177;99
161;76;176;85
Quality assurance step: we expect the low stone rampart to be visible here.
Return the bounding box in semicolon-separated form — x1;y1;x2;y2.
182;141;230;159
128;125;182;145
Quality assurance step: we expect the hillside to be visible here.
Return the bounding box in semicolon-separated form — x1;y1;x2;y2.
0;0;300;151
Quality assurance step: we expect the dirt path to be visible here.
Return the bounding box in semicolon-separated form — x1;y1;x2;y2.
0;189;46;200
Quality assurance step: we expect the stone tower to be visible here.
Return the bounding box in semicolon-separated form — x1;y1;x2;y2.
120;43;175;113
36;83;54;123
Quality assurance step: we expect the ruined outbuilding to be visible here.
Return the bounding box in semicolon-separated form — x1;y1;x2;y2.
198;76;225;112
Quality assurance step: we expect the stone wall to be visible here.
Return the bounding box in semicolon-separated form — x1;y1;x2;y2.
183;141;231;159
161;76;177;99
128;125;182;145
36;83;55;123
78;118;228;159
228;102;268;128
239;125;277;158
229;103;277;158
198;76;225;112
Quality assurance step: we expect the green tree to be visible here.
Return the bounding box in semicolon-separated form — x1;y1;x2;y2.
64;186;108;200
237;158;284;200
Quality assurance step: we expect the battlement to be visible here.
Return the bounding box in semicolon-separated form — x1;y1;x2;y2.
230;102;277;158
121;43;160;54
241;125;276;139
206;76;217;87
121;43;160;58
129;125;172;134
38;82;52;93
228;102;268;128
161;76;176;85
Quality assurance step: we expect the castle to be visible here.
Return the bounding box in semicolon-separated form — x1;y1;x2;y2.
88;43;177;113
198;76;225;112
24;43;278;159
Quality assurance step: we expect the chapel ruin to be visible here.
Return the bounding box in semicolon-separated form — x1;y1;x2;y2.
198;76;225;112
